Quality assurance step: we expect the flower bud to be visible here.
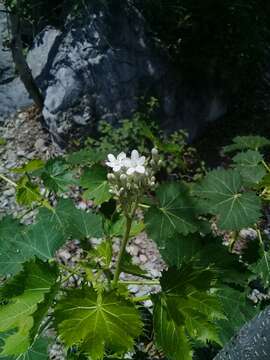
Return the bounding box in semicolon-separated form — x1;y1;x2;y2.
151;148;158;156
109;189;114;194
107;173;115;181
150;159;155;167
150;182;156;188
119;187;125;195
158;160;163;167
120;174;127;182
151;176;156;182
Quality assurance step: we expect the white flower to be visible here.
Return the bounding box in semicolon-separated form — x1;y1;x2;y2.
106;152;126;172
124;150;146;175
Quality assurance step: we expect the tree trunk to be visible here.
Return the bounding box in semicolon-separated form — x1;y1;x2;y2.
8;6;44;109
214;306;270;360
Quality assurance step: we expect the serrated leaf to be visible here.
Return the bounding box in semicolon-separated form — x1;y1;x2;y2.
81;165;111;205
0;336;49;360
250;250;270;287
215;286;257;345
145;183;199;248
160;234;250;287
152;264;224;360
0;259;58;356
41;158;78;193
193;169;261;230
0;205;67;276
66;148;105;166
153;296;192;360
16;176;42;206
223;135;270;154
232;150;266;184
12;160;45;174
54;287;143;359
94;239;112;268
38;199;103;241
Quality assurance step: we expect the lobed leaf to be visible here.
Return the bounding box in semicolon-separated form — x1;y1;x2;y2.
215;286;257;345
145;183;199;248
80;165;111;205
232;150;266;184
54;287;143;359
0;336;49;360
0;259;58;356
152;264;225;360
223;135;270;154
193;169;261;230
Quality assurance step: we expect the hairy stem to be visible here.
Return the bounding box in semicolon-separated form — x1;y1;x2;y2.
132;295;151;303
112;215;133;286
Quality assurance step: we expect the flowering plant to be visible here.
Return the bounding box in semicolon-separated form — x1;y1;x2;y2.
0;135;270;359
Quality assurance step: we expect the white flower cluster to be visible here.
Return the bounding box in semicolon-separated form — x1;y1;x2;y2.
106;150;146;175
106;148;160;199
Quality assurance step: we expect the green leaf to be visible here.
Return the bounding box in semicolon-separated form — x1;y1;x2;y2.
0;259;58;356
41;158;78;193
0;204;69;276
145;183;199;248
81;165;111;205
120;252;147;278
66;148;105;166
152;264;225;360
16;176;42;206
38;199;104;241
0;336;49;360
12;160;45;174
250;250;270;287
232;150;266;184
160;234;250;287
159;233;204;267
223;135;270;154
215;286;257;345
94;240;113;268
109;216;145;238
193;169;262;230
54;287;143;359
153;296;192;360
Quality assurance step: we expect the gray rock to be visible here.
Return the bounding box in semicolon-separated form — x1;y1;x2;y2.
214;307;270;360
27;2;227;144
0;4;32;119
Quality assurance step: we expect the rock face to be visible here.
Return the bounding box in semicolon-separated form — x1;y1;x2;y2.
214;307;270;360
0;4;31;120
29;2;227;144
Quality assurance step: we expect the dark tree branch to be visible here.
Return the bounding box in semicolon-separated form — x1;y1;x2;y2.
8;3;44;109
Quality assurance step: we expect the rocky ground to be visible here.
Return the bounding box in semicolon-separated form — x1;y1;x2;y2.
0;106;165;359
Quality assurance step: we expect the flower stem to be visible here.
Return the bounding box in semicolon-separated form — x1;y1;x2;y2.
119;280;160;286
112;215;133;287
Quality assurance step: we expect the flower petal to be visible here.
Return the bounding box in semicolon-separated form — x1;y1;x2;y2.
127;167;135;175
136;165;145;174
106;161;114;168
137;156;146;165
117;152;126;161
131;150;139;160
108;154;116;162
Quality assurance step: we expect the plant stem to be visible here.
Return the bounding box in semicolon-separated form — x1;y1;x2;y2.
132;295;151;303
0;173;17;187
138;203;150;209
119;280;160;286
112;215;133;287
262;160;270;173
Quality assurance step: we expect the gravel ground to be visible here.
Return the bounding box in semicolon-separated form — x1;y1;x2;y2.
0;107;165;359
